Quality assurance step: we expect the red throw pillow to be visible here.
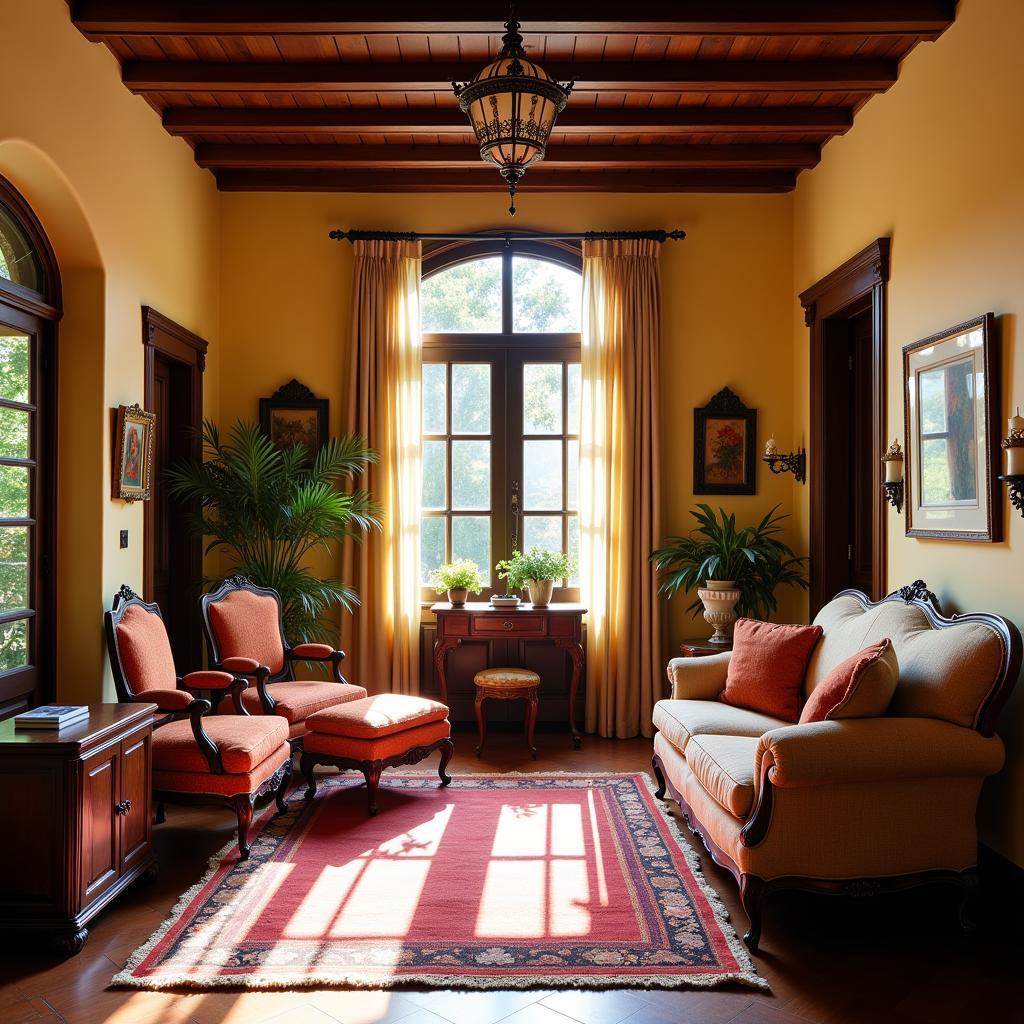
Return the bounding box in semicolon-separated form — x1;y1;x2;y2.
799;639;898;724
720;619;824;722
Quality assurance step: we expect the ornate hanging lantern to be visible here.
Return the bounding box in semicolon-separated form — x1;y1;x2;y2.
453;9;573;216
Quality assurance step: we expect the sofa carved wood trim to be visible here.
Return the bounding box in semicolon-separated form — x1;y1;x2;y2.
651;583;1021;952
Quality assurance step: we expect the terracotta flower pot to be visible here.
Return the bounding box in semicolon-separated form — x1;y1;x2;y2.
448;587;469;607
527;579;554;607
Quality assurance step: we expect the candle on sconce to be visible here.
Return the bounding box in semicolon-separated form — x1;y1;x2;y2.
764;436;778;457
1008;406;1024;436
1004;406;1024;476
882;439;904;483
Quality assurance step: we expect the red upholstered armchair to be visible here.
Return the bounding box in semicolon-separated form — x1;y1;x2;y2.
105;585;293;860
199;575;367;750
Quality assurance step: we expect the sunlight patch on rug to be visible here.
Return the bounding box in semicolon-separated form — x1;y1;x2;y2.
113;771;767;991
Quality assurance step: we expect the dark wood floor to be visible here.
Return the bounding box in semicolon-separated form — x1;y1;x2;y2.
0;729;1017;1024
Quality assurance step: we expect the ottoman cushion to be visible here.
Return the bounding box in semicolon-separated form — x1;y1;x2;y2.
219;681;367;723
306;694;448;739
305;720;450;762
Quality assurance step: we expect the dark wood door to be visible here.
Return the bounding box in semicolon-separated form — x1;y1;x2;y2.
151;353;200;669
81;745;119;906
118;728;151;875
143;307;207;672
848;310;875;593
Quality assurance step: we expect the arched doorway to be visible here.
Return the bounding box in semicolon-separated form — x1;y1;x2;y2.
0;174;61;714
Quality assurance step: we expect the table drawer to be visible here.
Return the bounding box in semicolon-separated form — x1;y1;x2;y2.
470;614;547;638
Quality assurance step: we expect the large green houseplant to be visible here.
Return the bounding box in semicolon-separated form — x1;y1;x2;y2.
168;419;380;643
651;504;808;628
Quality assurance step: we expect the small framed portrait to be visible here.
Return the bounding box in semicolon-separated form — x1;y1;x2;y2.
259;379;328;464
903;312;1001;541
113;404;155;502
694;386;757;495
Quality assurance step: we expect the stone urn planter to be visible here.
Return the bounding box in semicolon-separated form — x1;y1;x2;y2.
526;579;554;607
697;580;742;644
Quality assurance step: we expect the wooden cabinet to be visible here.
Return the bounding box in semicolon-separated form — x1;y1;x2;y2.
430;603;586;748
0;704;156;954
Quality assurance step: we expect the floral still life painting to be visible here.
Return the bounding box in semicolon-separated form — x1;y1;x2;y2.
694;387;757;496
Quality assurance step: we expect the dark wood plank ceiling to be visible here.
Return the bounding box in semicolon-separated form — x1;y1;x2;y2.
68;2;957;193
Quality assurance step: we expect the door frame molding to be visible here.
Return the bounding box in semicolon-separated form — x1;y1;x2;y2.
799;237;890;617
141;307;207;646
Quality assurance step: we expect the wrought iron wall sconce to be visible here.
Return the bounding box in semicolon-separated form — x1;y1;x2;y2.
881;438;905;514
1000;407;1024;519
762;437;806;484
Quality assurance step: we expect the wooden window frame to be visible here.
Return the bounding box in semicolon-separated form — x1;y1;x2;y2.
0;174;61;715
421;239;582;605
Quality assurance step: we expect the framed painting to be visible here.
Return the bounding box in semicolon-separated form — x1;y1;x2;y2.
113;403;155;502
259;379;328;464
904;313;1000;541
694;387;757;495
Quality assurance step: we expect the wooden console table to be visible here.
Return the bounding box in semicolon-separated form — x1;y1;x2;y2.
432;602;587;749
0;703;157;954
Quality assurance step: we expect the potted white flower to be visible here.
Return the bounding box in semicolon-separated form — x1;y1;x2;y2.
430;559;484;607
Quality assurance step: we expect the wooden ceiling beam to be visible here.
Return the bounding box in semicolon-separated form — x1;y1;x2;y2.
214;168;798;193
124;59;898;94
194;142;820;171
73;1;956;38
164;105;854;136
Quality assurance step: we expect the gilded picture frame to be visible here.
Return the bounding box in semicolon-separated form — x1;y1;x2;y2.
113;403;155;502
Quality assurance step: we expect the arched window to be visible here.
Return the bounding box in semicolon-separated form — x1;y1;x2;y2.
0;175;60;714
420;240;581;600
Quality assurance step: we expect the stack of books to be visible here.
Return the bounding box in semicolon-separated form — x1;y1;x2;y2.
14;705;89;730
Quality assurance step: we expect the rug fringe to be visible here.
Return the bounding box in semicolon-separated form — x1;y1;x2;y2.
111;769;769;992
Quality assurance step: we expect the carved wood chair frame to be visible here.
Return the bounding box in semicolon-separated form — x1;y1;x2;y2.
652;581;1022;951
105;585;292;859
199;575;352;750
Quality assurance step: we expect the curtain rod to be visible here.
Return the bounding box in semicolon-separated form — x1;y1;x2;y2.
328;228;685;244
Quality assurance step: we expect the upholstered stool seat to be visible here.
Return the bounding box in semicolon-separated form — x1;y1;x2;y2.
300;694;454;815
474;667;541;759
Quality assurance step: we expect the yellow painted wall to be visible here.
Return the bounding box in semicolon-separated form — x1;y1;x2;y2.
219;190;800;653
0;0;221;700
792;0;1024;865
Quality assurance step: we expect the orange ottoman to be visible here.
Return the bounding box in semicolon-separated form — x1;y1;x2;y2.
299;694;454;815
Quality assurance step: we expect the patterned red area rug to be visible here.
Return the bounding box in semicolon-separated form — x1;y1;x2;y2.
114;771;766;991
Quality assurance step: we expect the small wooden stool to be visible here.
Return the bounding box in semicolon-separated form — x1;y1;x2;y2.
474;667;541;759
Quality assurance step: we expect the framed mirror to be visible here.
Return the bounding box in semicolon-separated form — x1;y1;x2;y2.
903;312;1001;541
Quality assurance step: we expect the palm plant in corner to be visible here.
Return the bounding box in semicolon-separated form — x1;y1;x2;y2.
651;504;808;644
168;419;380;644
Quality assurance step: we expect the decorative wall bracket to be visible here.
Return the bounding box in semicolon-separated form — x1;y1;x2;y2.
998;475;1024;518
762;448;806;484
883;479;904;514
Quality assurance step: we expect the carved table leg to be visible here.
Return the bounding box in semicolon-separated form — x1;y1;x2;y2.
475;691;488;756
433;637;460;706
438;738;454;785
525;691;538;760
557;637;585;750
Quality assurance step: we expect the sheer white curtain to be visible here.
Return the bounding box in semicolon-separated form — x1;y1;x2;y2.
341;239;423;694
579;238;664;738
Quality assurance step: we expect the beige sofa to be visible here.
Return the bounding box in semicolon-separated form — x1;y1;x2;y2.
651;583;1021;950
